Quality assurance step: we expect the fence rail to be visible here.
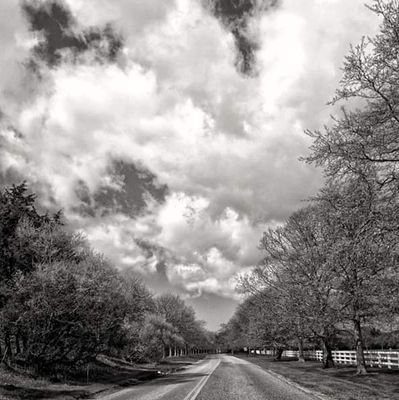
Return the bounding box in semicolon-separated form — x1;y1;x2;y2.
250;349;399;369
278;349;399;369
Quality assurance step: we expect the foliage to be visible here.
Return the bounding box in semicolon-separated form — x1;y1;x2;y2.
9;257;125;373
156;294;210;351
0;183;212;375
140;314;184;361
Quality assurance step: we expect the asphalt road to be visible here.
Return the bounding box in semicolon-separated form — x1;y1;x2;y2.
98;355;318;400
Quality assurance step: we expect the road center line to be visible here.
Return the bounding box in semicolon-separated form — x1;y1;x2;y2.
183;359;221;400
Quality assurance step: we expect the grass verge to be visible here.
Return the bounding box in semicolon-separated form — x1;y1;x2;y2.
0;355;204;400
236;354;399;400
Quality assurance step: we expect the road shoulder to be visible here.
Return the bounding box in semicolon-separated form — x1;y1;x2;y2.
259;365;331;400
233;355;399;400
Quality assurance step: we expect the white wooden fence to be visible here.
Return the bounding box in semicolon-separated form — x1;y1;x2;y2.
280;349;399;369
250;349;399;369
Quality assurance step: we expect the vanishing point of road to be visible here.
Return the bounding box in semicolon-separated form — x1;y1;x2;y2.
98;354;319;400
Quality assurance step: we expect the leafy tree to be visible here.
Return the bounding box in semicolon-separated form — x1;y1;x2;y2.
218;316;245;354
9;255;125;374
156;294;206;354
0;183;81;361
116;270;155;361
0;183;43;282
140;314;184;360
0;182;215;372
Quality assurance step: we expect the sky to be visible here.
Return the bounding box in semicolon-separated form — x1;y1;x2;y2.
0;0;381;330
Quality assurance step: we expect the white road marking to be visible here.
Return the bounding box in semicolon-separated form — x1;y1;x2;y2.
183;359;221;400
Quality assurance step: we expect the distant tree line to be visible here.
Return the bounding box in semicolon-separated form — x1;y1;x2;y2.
219;0;399;375
0;183;213;376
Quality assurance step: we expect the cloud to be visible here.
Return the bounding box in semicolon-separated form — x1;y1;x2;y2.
0;0;381;308
205;0;281;74
0;1;36;121
22;0;123;67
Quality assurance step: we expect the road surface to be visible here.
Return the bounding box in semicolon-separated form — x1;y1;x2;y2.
98;354;318;400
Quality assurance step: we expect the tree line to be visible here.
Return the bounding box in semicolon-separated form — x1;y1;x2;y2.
0;183;214;376
218;0;399;375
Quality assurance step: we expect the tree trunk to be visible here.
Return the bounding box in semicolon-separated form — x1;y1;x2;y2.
353;319;367;375
321;339;334;368
274;347;284;361
3;330;12;363
298;338;305;362
22;335;28;353
5;331;12;359
169;347;172;357
15;333;21;355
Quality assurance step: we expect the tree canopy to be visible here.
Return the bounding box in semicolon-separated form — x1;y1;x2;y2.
0;183;214;376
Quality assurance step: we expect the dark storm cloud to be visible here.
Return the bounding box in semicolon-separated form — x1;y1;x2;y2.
94;161;168;216
206;0;280;74
22;0;123;67
74;160;168;218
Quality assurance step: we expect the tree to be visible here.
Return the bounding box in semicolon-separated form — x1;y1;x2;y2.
8;255;126;374
236;285;299;359
140;315;184;360
316;178;399;374
303;0;399;374
240;203;342;367
0;183;45;282
305;1;399;192
217;315;246;354
116;270;155;361
0;183;85;363
156;294;206;355
0;182;214;372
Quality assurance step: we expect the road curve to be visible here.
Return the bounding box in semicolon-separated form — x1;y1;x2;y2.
97;355;318;400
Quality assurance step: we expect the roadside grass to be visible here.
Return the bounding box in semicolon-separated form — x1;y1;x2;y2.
0;364;94;400
0;354;203;400
237;354;399;400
